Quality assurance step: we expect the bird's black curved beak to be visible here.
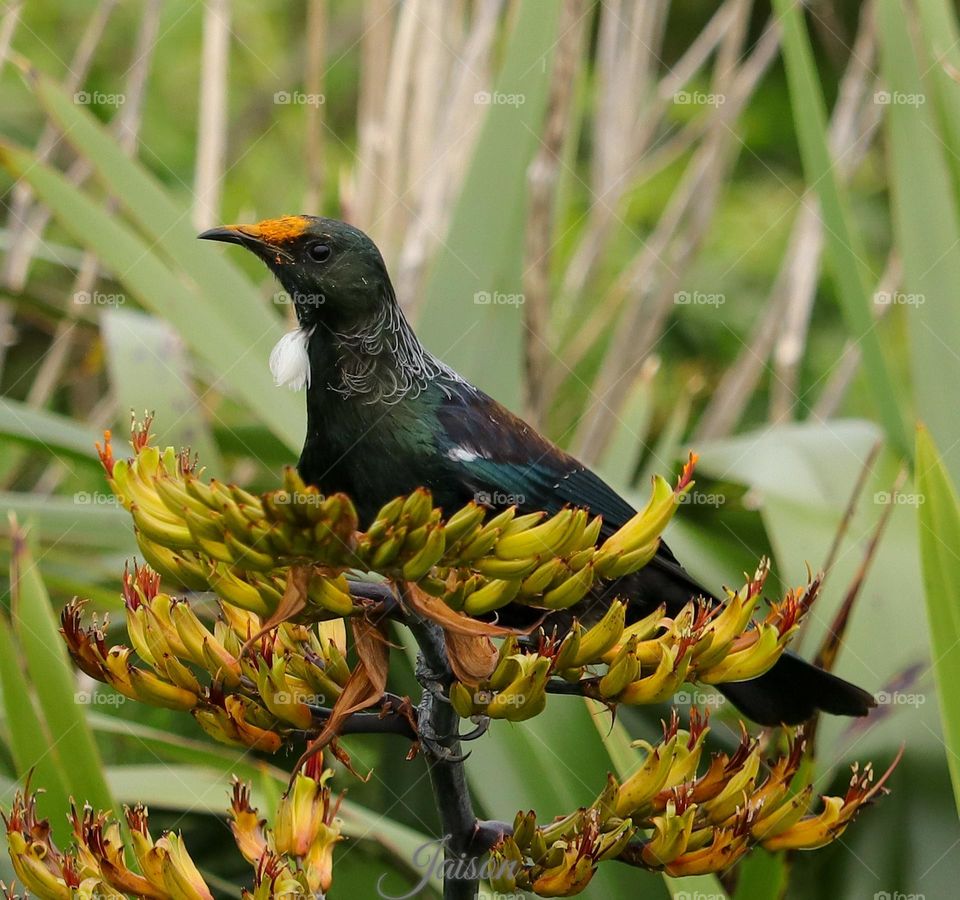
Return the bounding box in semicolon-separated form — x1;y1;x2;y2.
197;224;260;247
198;218;307;263
197;216;305;265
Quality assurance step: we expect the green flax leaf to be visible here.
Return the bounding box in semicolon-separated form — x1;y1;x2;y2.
10;535;113;816
915;425;960;813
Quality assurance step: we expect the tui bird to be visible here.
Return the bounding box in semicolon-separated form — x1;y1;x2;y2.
199;215;875;726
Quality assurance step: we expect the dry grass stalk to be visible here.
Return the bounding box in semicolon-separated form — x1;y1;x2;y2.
303;0;328;212
394;0;503;309
697;1;881;438
193;0;232;231
576;1;774;462
768;2;881;422
522;0;586;424
1;0;118;296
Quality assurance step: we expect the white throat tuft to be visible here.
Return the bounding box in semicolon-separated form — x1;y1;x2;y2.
269;327;314;391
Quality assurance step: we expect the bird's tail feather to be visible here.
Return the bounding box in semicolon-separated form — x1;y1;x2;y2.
608;554;874;724
626;556;876;725
718;651;876;726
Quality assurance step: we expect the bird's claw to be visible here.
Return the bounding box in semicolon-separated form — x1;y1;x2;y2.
416;716;474;763
428;682;452;704
418;714;488;744
457;715;489;742
412;677;451;707
419;736;472;764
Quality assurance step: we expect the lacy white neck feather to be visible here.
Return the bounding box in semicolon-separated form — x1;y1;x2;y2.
269;326;315;391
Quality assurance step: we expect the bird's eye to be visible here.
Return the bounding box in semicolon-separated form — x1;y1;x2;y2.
307;242;331;263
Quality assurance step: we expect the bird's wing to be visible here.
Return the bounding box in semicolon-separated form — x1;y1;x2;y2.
434;386;630;520
433;385;691;575
437;389;679;565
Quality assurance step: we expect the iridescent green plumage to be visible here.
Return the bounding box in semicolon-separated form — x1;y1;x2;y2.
199;215;875;725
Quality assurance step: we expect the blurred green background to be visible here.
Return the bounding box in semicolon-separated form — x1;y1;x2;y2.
1;0;960;897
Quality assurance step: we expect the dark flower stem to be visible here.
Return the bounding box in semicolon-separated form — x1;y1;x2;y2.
304;697;418;739
400;584;480;900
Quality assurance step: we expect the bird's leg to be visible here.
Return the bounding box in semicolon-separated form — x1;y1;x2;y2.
415;654;472;762
411;641;488;743
415;653;452;704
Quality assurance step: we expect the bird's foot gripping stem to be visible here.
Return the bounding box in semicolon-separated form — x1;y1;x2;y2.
413;655;489;763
